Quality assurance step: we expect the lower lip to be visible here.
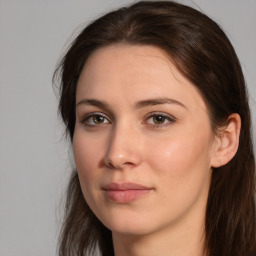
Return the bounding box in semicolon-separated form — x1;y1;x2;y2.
104;189;152;203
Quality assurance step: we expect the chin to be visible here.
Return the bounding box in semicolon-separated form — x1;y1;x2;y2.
98;209;159;236
107;222;153;237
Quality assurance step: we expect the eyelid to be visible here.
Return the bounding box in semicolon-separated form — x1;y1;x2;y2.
143;111;177;126
80;111;176;128
81;112;111;126
144;111;176;120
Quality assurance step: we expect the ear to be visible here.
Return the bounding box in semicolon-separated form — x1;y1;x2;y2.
211;113;241;168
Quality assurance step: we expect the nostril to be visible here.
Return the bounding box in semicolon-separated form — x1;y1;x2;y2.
107;161;115;169
105;159;136;170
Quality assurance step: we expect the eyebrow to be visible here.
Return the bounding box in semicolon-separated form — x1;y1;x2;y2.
76;99;109;108
134;98;187;110
76;99;112;112
76;97;187;110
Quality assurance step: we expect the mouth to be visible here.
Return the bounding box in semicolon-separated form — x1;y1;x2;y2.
102;182;153;203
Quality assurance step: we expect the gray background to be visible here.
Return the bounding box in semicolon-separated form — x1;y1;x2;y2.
0;0;255;255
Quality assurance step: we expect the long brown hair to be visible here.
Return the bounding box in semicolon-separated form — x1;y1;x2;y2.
54;1;256;255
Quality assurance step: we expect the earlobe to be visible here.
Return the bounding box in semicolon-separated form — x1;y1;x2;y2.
211;113;241;168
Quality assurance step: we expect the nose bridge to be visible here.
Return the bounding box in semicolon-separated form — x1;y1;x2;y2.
104;120;142;169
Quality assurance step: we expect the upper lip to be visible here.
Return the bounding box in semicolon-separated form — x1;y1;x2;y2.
102;182;152;191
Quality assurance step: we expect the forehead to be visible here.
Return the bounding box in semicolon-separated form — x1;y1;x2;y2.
76;44;207;112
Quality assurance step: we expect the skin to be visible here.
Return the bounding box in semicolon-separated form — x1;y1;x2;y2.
73;44;240;256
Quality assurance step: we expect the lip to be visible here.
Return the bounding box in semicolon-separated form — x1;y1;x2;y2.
102;182;153;203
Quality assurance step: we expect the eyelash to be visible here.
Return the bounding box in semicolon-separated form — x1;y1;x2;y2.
81;112;111;127
144;112;176;128
81;112;176;128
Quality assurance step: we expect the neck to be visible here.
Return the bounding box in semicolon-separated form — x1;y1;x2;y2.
112;201;207;256
113;221;206;256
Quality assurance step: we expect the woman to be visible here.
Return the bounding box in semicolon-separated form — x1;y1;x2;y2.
54;1;256;255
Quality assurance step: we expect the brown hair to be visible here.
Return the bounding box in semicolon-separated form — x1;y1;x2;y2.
54;1;256;255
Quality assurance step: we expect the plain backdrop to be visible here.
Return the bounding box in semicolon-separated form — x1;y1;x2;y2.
0;0;255;255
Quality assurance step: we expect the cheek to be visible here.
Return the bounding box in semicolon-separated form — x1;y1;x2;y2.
73;127;107;169
143;131;213;224
72;130;107;217
146;128;213;192
72;130;104;193
73;138;96;174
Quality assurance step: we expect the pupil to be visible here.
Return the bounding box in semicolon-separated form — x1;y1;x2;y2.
154;115;165;124
94;115;104;123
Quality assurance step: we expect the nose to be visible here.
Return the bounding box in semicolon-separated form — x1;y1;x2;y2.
104;123;143;169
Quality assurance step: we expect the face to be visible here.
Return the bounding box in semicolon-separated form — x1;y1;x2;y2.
73;44;216;237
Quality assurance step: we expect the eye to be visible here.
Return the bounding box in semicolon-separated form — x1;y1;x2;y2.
144;112;176;127
151;115;167;124
82;113;110;126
